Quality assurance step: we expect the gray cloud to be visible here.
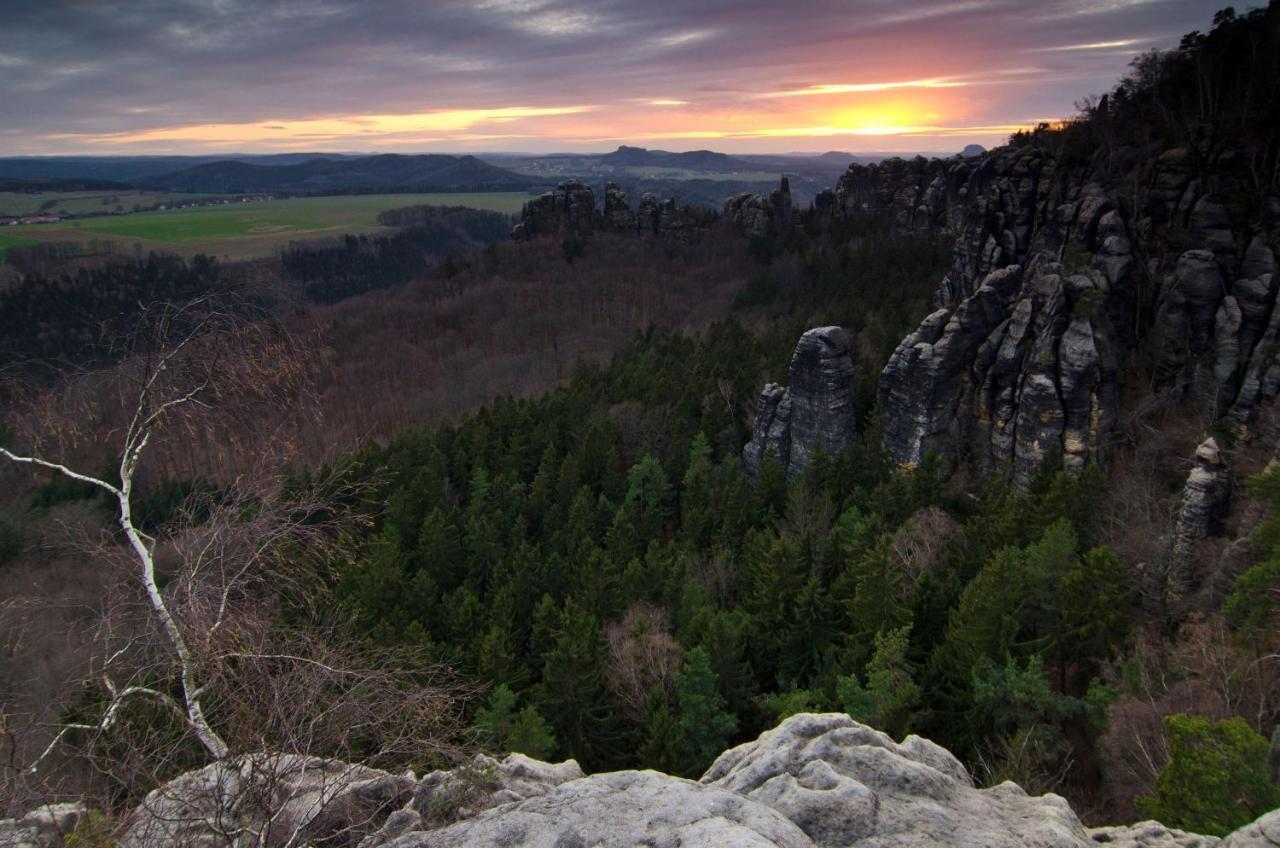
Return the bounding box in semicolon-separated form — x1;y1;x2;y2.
0;0;1229;153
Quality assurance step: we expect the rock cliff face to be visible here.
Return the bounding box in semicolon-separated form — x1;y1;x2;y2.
846;137;1277;538
743;327;857;479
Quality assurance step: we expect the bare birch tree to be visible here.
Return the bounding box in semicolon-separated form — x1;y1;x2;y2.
1;299;468;844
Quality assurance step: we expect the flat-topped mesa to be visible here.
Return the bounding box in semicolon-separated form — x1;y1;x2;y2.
743;326;856;479
723;176;795;239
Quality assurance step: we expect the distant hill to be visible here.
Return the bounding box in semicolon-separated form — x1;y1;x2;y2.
960;144;986;157
597;146;760;173
0;176;134;193
141;154;535;193
0;153;356;183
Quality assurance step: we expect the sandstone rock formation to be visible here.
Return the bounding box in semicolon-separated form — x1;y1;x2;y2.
511;179;711;241
13;714;1280;848
384;771;813;848
1170;437;1233;581
724;176;795;238
843;131;1279;540
1089;820;1220;847
601;181;635;232
702;713;1088;848
0;803;86;848
510;179;596;240
744;326;857;479
1215;809;1280;847
119;754;416;848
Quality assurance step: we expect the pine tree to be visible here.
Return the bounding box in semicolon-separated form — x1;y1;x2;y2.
476;684;557;760
1138;715;1280;836
536;597;621;769
837;624;919;737
674;647;737;776
679;433;717;550
638;691;685;773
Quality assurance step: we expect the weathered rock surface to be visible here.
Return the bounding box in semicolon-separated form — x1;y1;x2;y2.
1218;809;1280;847
846;129;1278;530
115;750;582;848
119;754;416;848
14;715;1280;848
0;803;87;848
1089;821;1220;847
702;713;1089;847
744;327;856;478
383;770;814;848
1171;437;1233;581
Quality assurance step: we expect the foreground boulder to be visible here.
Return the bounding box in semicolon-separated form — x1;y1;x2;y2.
115;750;581;848
383;771;813;847
702;713;1089;847
119;754;415;848
24;714;1280;847
0;803;86;848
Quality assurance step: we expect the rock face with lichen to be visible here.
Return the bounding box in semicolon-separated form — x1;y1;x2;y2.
743;326;856;479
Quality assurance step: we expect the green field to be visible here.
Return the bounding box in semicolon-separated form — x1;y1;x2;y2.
0;191;217;217
0;232;38;263
2;192;528;260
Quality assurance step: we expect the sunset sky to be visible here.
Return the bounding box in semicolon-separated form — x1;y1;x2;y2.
0;0;1229;156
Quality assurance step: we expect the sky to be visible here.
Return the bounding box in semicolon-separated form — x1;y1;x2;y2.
0;0;1231;157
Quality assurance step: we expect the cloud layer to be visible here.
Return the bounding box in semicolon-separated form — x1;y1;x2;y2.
0;0;1226;154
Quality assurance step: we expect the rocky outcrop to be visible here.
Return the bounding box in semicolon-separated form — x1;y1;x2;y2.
385;771;812;848
702;713;1088;848
14;715;1280;848
511;179;711;241
877;265;1117;483
849;128;1280;512
119;754;416;848
1170;437;1233;581
1151;250;1227;397
724;177;795;238
510;179;596;240
744;327;857;478
601;181;635;232
1089;820;1220;847
0;803;86;848
116;751;581;848
1216;809;1280;847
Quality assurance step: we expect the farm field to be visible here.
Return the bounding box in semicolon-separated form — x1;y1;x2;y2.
0;232;38;263
0;190;218;217
0;192;528;260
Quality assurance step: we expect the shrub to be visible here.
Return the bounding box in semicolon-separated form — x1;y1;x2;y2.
1136;714;1280;836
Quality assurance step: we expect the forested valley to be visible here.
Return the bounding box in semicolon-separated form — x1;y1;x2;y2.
3;6;1280;843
